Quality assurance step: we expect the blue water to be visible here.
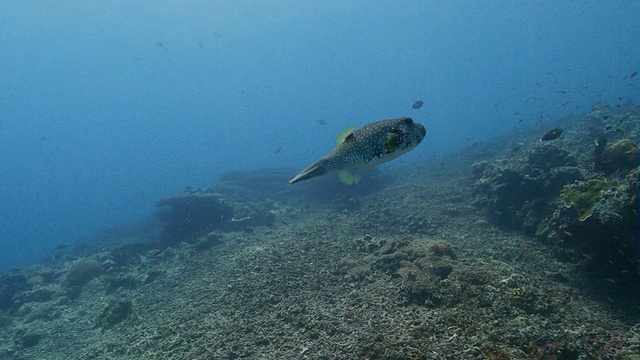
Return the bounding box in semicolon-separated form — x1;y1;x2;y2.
1;1;638;272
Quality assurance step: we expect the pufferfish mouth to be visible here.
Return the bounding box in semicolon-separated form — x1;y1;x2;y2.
416;123;426;138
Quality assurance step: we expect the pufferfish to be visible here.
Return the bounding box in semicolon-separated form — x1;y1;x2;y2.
289;117;426;184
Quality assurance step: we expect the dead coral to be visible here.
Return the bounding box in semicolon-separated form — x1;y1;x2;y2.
0;271;30;310
64;259;104;287
13;329;43;349
601;139;638;174
156;191;234;244
156;189;275;244
95;298;132;330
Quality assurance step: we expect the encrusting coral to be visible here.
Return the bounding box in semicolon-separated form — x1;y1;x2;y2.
559;178;618;221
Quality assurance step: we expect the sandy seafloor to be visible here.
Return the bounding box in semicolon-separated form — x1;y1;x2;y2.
1;107;639;359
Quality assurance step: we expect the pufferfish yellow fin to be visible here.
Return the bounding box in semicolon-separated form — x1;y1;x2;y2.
384;132;398;153
338;170;361;185
336;126;356;145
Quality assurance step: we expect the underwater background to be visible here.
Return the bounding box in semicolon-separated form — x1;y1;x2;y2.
1;1;638;271
0;2;639;359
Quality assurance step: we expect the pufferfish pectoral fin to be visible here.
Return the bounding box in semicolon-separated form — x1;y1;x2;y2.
338;170;361;185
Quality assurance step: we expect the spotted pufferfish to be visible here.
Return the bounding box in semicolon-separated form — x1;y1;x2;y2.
289;117;426;185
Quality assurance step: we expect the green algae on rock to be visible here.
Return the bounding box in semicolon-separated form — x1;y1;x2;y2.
560;178;617;221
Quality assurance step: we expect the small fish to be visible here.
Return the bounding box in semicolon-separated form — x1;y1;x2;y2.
540;128;563;141
54;244;68;250
411;100;424;110
317;119;328;125
289;117;426;184
631;71;638;78
557;89;568;94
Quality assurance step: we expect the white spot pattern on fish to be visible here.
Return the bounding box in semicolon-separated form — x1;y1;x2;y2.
289;117;426;184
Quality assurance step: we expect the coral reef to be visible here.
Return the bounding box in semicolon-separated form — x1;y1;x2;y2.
0;103;636;359
156;188;275;244
13;330;43;349
559;177;618;221
472;105;638;289
0;272;30;311
600;139;639;174
472;144;584;233
156;191;234;244
0;266;59;311
543;169;638;286
64;259;105;287
95;298;132;330
338;237;458;289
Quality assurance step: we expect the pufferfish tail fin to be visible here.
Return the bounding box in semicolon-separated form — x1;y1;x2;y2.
289;158;330;184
